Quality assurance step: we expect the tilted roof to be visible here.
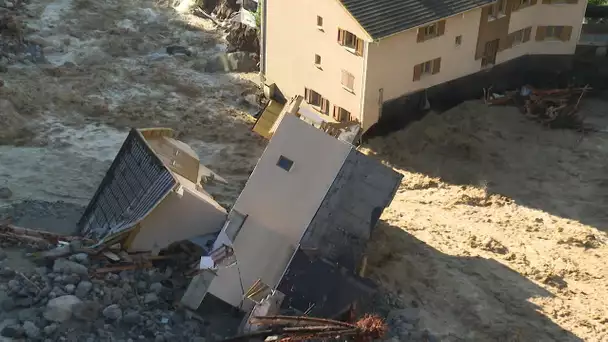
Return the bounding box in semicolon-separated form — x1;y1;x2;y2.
340;0;493;40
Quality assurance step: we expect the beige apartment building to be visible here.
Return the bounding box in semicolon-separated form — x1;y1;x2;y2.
259;0;587;132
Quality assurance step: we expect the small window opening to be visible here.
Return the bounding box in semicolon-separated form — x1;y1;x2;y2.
277;156;294;171
455;35;462;46
315;54;321;66
317;16;323;28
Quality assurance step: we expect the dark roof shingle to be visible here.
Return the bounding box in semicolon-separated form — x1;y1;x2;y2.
340;0;493;40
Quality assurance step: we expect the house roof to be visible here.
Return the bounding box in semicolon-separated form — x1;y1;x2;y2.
340;0;494;40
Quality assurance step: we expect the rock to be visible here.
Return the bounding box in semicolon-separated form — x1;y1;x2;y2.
0;249;6;261
1;324;24;338
69;253;89;265
136;281;148;291
1;298;16;311
0;267;15;277
43;323;57;336
122;311;142;325
23;321;41;339
166;45;192;56
17;307;40;322
63;274;80;285
143;293;158;305
43;295;82;322
64;284;75;294
7;279;21;292
226;22;260;54
75;281;93;298
149;282;163;294
155;335;165;342
53;259;88;276
72;300;100;321
102;304;122;320
0;187;11;199
205;52;258;73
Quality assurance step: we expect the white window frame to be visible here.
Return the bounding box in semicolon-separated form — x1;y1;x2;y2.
343;31;357;49
424;23;437;38
421;60;433;75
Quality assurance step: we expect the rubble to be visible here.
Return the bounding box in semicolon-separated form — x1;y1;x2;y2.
484;84;591;129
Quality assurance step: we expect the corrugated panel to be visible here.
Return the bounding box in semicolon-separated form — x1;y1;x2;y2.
78;129;177;242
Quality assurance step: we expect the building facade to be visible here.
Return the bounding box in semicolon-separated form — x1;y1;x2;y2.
260;0;587;132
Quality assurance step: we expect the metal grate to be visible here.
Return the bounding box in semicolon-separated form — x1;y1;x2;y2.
78;129;177;241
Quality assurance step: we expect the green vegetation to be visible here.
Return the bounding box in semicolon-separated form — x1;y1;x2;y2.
255;0;262;28
589;0;607;5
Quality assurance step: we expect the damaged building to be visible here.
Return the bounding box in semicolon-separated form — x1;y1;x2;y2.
78;117;401;325
183;114;402;321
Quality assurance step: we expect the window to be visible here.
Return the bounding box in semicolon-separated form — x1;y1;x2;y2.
341;70;355;92
512;30;524;45
224;210;247;241
317;16;323;28
277;156;293;171
304;88;330;114
536;25;571;41
455;35;462;46
333;106;351;122
413;58;441;81
417;20;445;42
314;54;321;66
546;26;564;39
422;61;433;75
337;29;364;56
488;0;506;20
424;23;437;37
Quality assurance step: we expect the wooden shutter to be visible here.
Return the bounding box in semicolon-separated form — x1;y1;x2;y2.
437;20;446;36
535;26;546;41
417;28;426;43
355;38;364;56
432;58;441;74
561;26;572;41
523;27;532;42
332;106;338;120
413;63;422;81
304;88;311;102
337;28;345;45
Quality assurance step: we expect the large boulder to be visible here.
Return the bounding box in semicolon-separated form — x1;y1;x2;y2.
53;258;88;276
205;52;258;73
226;23;259;54
44;295;82;322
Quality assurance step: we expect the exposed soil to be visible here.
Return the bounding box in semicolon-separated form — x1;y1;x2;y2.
0;0;266;229
362;99;608;341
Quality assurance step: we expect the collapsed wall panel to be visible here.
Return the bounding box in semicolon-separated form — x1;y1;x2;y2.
78;129;176;242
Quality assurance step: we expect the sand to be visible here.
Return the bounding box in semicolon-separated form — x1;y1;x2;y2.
362;100;608;341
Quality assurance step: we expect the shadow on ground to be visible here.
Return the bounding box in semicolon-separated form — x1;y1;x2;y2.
363;99;608;231
366;220;582;342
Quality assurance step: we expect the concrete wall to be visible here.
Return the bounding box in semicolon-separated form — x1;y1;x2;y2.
300;149;403;271
362;10;484;130
207;115;352;308
263;0;368;122
497;0;587;63
130;185;227;253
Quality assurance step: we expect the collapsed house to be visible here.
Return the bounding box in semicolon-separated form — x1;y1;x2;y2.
182;114;402;323
78;116;401;326
78;128;227;255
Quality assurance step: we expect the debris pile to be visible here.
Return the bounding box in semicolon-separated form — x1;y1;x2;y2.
0;222;226;341
484;85;591;129
224;314;387;342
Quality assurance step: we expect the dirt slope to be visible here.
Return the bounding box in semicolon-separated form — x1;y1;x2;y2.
362;100;608;341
